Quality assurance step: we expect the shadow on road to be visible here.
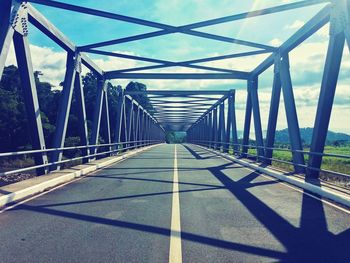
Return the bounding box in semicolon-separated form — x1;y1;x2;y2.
8;144;350;262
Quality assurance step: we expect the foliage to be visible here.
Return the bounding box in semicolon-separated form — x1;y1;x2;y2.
166;131;186;143
0;66;153;154
125;81;155;113
275;127;350;146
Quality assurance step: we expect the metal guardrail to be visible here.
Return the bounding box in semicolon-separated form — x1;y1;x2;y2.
190;140;350;179
0;140;162;177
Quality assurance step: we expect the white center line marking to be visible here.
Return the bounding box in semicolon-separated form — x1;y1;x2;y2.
169;144;182;263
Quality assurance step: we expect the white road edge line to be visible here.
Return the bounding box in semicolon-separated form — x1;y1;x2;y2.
169;144;183;263
0;149;147;214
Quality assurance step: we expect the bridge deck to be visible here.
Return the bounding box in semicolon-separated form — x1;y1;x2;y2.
0;144;349;262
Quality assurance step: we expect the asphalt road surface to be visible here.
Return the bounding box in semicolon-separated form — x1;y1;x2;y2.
0;144;349;263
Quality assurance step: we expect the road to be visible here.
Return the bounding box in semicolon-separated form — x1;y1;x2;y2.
0;144;349;262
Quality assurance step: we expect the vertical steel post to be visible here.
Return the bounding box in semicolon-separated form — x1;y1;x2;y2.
13;31;48;175
126;98;134;148
50;52;77;170
218;102;225;152
113;88;124;150
140;109;145;145
135;105;140;147
146;113;150;145
208;111;213;148
225;90;238;154
242;88;252;157
206;114;210;147
120;95;128;150
101;82;111;155
90;78;106;158
225;97;231;154
231;91;239;154
73;56;89;163
265;59;282;165
249;77;265;160
279;54;305;173
308;7;345;178
131;104;137;147
212;107;218;150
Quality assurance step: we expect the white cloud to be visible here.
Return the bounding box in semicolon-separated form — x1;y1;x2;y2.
285;20;305;30
269;38;283;46
6;43;67;88
316;24;329;38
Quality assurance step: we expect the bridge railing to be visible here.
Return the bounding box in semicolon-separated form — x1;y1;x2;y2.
0;139;163;178
189;140;350;183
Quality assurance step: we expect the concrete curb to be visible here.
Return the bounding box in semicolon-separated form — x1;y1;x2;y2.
0;144;160;208
193;144;350;208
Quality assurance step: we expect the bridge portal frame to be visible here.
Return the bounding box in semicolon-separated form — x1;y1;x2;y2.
0;0;349;179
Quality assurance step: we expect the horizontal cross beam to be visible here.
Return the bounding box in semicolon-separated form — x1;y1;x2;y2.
105;71;249;80
27;1;282;51
126;90;231;95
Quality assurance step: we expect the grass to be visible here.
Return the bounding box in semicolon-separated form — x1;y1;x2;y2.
242;146;350;188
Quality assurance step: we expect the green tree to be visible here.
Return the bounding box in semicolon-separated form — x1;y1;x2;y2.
125;81;154;113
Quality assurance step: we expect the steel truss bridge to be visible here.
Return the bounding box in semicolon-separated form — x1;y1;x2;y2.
0;0;349;262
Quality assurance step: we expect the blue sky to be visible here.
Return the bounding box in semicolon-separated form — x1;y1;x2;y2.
5;0;350;133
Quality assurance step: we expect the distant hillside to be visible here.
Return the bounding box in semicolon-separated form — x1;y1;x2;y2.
275;128;350;144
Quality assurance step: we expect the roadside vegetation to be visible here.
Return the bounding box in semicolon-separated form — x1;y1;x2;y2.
0;65;152;186
246;144;350;188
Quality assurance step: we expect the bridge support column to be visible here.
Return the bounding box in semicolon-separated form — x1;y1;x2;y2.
249;77;265;160
208;112;213;148
13;30;48;175
308;2;346;178
50;52;77;170
90;79;110;159
212;107;218;150
218;102;225;152
279;54;305;173
226;90;238;155
113;88;125;152
101;83;112;154
204;117;208;146
242;88;252;158
140;109;144;147
146;115;151;145
134;105;140;148
125;98;133;149
74;56;90;163
265;59;282;165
